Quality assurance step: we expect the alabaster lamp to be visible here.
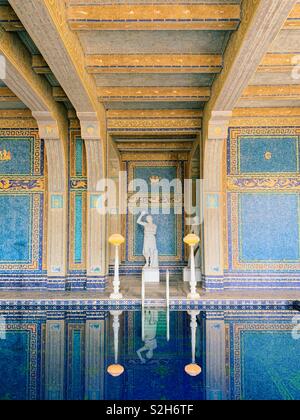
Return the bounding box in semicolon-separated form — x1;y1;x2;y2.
185;310;202;377
109;234;125;300
107;364;124;377
107;310;124;377
184;234;200;299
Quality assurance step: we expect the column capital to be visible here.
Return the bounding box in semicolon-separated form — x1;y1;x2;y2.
208;111;232;140
32;111;60;140
77;112;102;140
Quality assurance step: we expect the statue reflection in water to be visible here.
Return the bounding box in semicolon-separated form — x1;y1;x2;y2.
137;310;158;363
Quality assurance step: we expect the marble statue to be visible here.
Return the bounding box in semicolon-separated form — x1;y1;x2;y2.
137;211;159;268
137;310;158;363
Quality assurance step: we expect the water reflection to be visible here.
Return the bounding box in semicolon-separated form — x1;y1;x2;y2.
138;310;159;363
0;309;299;400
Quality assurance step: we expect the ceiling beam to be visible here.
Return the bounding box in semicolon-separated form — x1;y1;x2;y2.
97;87;210;102
0;5;23;31
86;54;223;74
67;4;241;31
108;118;201;134
0;27;66;126
106;109;203;119
116;141;194;152
9;0;105;126
242;85;300;100
233;107;300;117
205;0;298;117
107;109;202;134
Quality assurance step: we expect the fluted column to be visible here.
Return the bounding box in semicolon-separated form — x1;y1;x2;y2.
33;112;68;289
203;111;231;291
204;312;227;400
78;113;107;290
45;319;65;400
85;319;105;400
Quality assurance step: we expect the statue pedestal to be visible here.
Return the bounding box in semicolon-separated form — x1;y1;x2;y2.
142;268;160;284
183;267;201;283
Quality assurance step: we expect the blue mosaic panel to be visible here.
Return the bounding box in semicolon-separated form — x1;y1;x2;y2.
239;193;300;263
133;166;178;192
0;331;30;400
131;164;181;260
0;194;32;263
241;330;300;400
68;329;84;400
238;136;299;174
75;138;83;177
0;137;33;175
74;194;83;264
134;210;177;257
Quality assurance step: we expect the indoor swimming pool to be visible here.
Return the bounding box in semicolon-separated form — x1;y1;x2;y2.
0;308;299;401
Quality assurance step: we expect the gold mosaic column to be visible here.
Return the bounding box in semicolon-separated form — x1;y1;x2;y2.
203;111;231;290
78;113;108;290
33;112;68;289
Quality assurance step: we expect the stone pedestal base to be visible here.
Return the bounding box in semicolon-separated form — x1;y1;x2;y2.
183;268;202;283
142;268;160;283
109;292;123;300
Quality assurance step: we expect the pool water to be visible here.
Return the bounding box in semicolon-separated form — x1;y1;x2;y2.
0;309;299;400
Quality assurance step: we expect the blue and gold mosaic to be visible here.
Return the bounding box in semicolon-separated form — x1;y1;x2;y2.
68;130;86;276
126;160;184;264
0;130;45;275
226;127;300;286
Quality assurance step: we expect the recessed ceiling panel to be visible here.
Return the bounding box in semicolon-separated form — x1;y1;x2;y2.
104;101;204;110
269;30;300;53
250;72;300;86
237;99;300;108
78;30;231;55
94;73;215;87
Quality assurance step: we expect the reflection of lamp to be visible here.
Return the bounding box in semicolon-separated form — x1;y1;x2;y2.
184;234;200;299
185;310;202;377
107;310;124;377
109;234;125;300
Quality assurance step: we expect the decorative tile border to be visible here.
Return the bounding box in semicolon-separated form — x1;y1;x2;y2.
0;297;295;311
227;176;300;192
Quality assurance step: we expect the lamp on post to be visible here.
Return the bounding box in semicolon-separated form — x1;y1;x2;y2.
184;234;200;299
109;234;125;300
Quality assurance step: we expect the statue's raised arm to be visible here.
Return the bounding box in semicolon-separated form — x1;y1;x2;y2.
137;211;147;227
